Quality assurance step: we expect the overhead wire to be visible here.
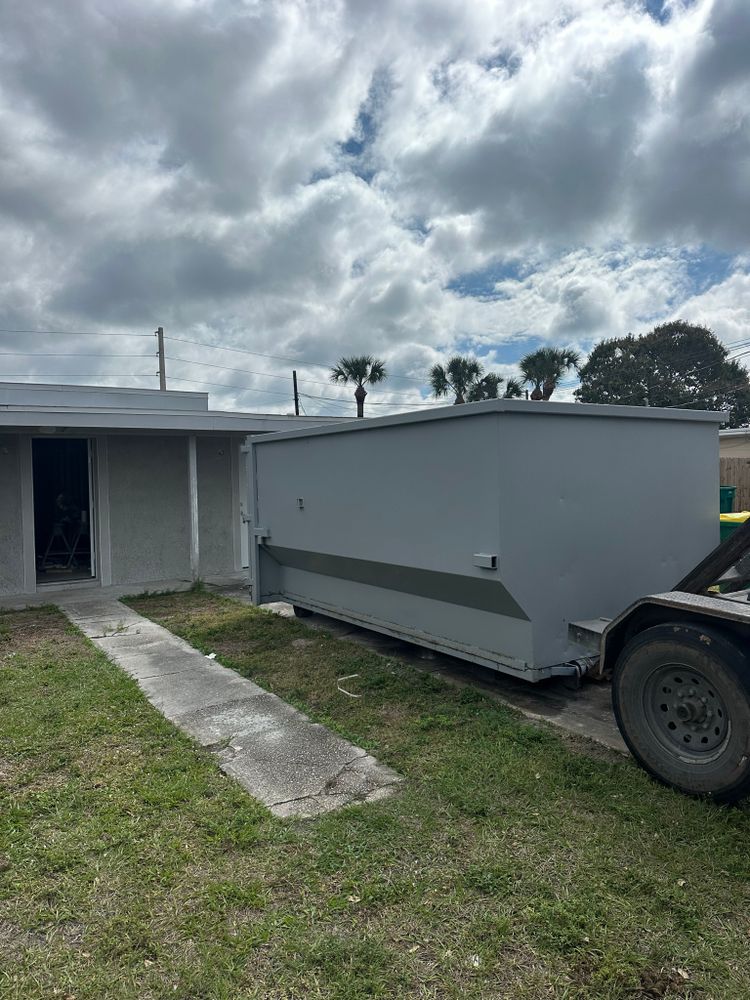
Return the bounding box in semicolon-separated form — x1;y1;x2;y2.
0;327;152;337
6;323;750;414
0;352;150;359
556;336;750;389
164;334;428;383
164;353;427;399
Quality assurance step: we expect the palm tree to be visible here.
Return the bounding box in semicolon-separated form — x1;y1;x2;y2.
466;372;525;401
330;355;387;418
467;371;502;402
431;355;522;404
430;355;481;404
502;377;524;399
519;347;580;400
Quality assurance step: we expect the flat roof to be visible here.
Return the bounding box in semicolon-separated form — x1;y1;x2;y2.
250;397;727;445
0;381;347;434
0;380;210;411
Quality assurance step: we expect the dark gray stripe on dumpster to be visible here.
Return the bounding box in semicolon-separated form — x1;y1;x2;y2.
263;546;530;621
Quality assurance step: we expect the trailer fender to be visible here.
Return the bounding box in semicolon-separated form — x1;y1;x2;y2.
599;591;750;679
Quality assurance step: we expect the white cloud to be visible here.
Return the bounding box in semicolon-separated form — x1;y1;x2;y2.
0;0;748;414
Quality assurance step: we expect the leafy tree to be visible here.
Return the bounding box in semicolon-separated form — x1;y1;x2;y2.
519;347;580;400
330;355;387;418
575;321;750;426
430;355;522;404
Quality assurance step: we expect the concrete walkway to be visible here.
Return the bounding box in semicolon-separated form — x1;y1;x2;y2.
59;596;401;818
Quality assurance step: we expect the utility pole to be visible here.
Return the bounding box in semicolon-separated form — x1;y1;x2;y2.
156;326;166;390
292;370;300;416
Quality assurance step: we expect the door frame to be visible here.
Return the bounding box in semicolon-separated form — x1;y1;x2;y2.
29;434;100;589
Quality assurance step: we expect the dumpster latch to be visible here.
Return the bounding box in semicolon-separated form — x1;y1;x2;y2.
473;553;497;570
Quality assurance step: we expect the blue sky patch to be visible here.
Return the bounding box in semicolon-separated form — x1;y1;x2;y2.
447;260;526;299
683;248;736;295
478;49;522;76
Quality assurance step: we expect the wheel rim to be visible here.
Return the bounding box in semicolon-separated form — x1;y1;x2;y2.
642;662;730;761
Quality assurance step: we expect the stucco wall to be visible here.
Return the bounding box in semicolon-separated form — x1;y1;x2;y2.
108;435;192;585
197;436;235;576
0;436;24;595
107;434;238;586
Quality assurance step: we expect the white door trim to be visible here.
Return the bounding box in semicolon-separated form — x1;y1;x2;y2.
19;434;36;594
95;436;112;587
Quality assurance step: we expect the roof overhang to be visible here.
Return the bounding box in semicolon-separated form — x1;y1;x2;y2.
0;406;348;435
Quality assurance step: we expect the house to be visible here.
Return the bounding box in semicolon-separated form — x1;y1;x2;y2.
720;428;750;460
719;428;750;512
0;381;344;600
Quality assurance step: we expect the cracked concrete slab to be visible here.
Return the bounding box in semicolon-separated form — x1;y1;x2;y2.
58;596;401;817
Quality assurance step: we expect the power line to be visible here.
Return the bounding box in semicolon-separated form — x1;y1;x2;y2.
164;334;427;384
164;353;428;399
0;328;152;337
0;372;155;379
298;393;353;413
0;352;149;359
299;388;442;407
556;337;750;389
165;375;297;399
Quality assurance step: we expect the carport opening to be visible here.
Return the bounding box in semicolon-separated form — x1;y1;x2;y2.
33;438;94;585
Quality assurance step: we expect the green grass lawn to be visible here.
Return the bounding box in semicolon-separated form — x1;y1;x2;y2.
2;594;750;999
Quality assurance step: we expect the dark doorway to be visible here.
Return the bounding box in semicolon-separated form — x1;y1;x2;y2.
33;438;95;584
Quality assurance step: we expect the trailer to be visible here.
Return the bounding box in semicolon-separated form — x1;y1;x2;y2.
247;399;750;802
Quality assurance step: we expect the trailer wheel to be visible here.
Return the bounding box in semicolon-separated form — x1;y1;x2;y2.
292;605;313;618
612;623;750;803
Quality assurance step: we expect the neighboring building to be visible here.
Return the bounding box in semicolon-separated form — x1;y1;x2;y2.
720;428;750;459
719;428;750;512
0;381;343;599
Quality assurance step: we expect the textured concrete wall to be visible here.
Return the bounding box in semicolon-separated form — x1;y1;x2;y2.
0;436;24;595
107;434;237;586
108;435;192;585
197;436;235;576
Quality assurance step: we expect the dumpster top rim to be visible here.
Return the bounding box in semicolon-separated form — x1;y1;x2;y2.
249;398;726;445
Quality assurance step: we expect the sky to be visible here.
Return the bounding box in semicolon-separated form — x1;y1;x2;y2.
0;0;748;416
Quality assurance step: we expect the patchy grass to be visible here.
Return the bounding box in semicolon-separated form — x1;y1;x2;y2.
2;597;750;999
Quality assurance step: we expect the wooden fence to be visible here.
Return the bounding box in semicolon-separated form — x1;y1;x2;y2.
720;457;750;512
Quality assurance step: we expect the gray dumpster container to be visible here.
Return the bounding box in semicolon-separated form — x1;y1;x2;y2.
247;399;723;681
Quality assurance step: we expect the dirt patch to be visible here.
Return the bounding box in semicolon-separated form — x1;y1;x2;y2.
0;607;82;658
204;637;262;658
0;919;48;959
291;638;316;650
0;756;23;786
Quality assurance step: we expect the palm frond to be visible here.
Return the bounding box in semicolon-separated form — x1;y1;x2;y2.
503;377;524;399
366;359;387;385
429;363;451;397
467;373;502;401
330;354;382;386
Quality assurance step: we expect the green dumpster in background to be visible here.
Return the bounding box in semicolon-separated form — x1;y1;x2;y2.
720;485;737;513
720;511;750;542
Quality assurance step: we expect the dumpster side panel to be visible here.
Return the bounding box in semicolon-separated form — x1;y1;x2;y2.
250;401;721;678
495;411;719;667
253;412;536;671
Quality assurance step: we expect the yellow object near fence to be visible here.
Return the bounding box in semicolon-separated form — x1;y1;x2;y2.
720;511;750;542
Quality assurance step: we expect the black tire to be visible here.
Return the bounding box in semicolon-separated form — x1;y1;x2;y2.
292;604;313;618
612;623;750;803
